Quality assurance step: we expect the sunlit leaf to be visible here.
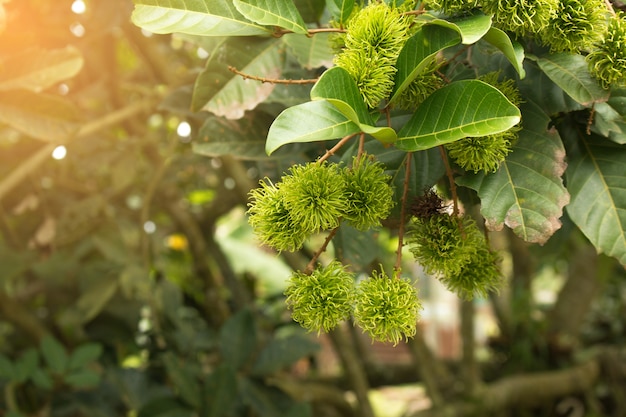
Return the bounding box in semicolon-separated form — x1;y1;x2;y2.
482;27;525;78
564;127;626;266
282;32;334;69
266;99;360;154
536;53;609;106
192;37;284;118
0;46;83;92
456;100;570;244
0;90;80;142
396;80;521;151
390;25;460;104
421;11;492;44
311;67;396;143
233;0;308;34
131;0;270;36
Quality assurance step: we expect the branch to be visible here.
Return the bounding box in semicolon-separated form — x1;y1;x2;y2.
318;133;357;163
305;227;339;274
228;66;318;84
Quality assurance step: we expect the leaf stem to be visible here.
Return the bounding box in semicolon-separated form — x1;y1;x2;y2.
395;152;412;273
227;66;318;84
318;133;358;163
305;227;340;274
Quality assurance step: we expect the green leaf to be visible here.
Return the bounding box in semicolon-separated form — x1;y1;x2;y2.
536;53;609;107
192;37;284;118
0;90;80;142
219;309;257;370
233;0;308;34
282;32;334;69
0;353;16;380
422;11;492;44
564;129;626;266
131;0;270;36
76;276;119;323
239;378;289;417
0;46;83;92
14;349;39;383
293;0;325;23
68;343;103;370
334;224;380;268
65;369;101;388
41;335;69;374
456;101;570;244
265;99;360;155
311;67;396;143
396;80;521;151
326;0;355;25
138;397;194;417
162;352;202;408
482;27;525;78
31;368;54;390
194;111;276;159
204;364;238;417
252;334;319;376
390;25;461;104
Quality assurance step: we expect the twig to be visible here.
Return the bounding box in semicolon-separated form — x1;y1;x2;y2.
394;153;412;272
273;27;347;37
227;66;318;84
605;0;617;16
357;132;366;160
318;133;358;163
438;145;460;217
305;227;340;273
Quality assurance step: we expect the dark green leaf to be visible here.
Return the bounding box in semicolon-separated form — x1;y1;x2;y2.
138;396;194;417
293;0;325;23
31;369;54;390
563;127;626;266
456;100;570;243
333;225;380;269
482;27;525;78
192;37;283;118
14;349;39;383
396;80;521;151
76;276;119;323
162;352;202;408
68;343;103;370
390;25;461;105
0;90;80;142
326;0;355;25
252;334;319;376
239;377;292;417
65;369;101;388
0;353;15;380
233;0;308;34
219;309;257;370
131;0;270;36
0;46;83;92
265;100;360;155
41;335;69;374
537;53;609;106
203;364;239;417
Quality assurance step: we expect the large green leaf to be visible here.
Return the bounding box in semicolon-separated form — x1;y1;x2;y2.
131;0;270;36
192;37;284;118
0;46;83;92
204;364;239;417
564;128;626;266
482;27;525;78
390;25;461;104
0;90;80;142
456;101;570;244
282;32;334;69
311;67;396;143
421;11;492;44
233;0;308;34
326;0;354;25
536;53;609;107
219;309;257;370
396;80;521;151
252;333;319;376
266;99;360;154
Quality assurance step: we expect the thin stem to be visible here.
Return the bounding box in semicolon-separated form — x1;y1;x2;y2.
228;66;318;84
395;152;412;273
357;132;366;160
305;227;340;274
438;145;459;217
318;133;357;163
273;27;347;37
605;0;617;16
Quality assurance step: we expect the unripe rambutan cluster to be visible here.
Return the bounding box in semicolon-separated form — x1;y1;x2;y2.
587;12;626;88
247;156;394;252
284;262;421;345
408;190;502;299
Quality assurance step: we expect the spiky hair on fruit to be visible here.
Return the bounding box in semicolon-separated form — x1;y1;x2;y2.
285;261;356;334
353;269;421;345
539;0;607;53
341;155;395;231
441;245;502;299
481;0;558;37
281;161;347;234
394;58;444;110
422;0;479;15
587;12;626;88
247;179;309;252
334;2;413;108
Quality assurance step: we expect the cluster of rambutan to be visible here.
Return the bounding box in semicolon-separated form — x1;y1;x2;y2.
284;261;421;345
408;189;502;299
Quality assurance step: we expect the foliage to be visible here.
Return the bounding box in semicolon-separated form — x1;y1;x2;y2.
3;0;626;416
